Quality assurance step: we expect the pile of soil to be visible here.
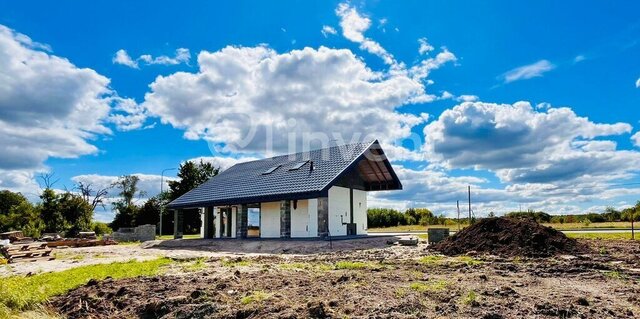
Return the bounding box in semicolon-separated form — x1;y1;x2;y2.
432;217;586;257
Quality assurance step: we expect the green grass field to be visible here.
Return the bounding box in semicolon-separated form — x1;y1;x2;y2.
565;232;635;240
0;258;173;318
368;221;634;233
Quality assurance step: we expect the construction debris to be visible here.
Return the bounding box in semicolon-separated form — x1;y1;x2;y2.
1;241;54;263
45;238;117;248
432;217;587;257
427;228;450;244
0;230;34;244
397;236;419;246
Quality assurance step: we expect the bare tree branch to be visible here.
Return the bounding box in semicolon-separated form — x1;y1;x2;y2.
75;181;111;211
38;172;60;189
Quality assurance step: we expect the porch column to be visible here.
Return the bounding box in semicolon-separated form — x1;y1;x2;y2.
280;200;291;238
317;197;329;238
173;209;184;239
203;206;214;239
236;204;248;238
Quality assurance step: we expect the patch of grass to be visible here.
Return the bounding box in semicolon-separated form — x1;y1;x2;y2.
604;270;627;280
221;258;251;267
335;261;369;270
409;279;448;293
566;232;633;240
333;261;391;270
454;256;483;266
416;234;428;240
418;255;444;266
156;234;201;240
240;290;271;305
462;291;478;305
181;257;207;272
395;287;408;298
0;258;172;316
0;258;8;265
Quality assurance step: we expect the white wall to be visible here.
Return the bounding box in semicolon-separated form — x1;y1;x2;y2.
290;199;309;238
260;202;281;238
353;189;368;235
231;205;238;238
328;186;350;236
308;198;318;237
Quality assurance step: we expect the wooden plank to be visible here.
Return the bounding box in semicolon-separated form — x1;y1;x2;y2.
9;256;55;263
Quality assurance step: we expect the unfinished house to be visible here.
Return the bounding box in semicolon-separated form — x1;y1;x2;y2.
167;140;402;239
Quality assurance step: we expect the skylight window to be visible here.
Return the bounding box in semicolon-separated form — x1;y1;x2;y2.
262;165;281;175
289;161;309;171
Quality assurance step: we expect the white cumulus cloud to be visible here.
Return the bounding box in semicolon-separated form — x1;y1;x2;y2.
0;24;146;193
142;45;447;157
424;101;638;185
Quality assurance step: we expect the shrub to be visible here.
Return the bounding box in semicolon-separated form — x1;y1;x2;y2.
92;222;112;236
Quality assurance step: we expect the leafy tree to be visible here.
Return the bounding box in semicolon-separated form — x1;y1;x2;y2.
58;192;93;236
110;175;145;230
137;195;163;226
367;208;406;228
0;190;28;215
168;160;219;233
168;160;219;200
39;188;67;234
0;200;44;237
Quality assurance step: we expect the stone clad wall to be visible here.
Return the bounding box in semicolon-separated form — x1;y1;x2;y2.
113;224;156;242
236;204;248;238
317;197;329;238
280;200;291;238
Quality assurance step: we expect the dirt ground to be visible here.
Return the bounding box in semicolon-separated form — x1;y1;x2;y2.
43;238;640;318
0;237;394;276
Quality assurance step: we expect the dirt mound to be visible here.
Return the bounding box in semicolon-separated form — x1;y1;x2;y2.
432;217;586;257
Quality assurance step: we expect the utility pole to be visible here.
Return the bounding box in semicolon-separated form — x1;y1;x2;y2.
632;207;636;240
159;168;176;237
468;185;472;224
456;200;460;231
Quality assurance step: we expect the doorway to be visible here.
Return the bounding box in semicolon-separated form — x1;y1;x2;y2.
247;204;260;238
219;207;233;238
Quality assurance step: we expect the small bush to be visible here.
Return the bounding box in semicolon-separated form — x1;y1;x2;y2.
92;222;112;236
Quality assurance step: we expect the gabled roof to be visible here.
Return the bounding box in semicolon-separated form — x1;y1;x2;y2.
167;140;402;209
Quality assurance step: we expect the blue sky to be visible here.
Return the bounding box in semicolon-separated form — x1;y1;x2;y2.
1;1;639;222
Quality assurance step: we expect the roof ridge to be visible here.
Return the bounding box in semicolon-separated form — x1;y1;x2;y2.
216;140;375;167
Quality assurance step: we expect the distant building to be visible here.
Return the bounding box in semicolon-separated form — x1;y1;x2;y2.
167;140;402;239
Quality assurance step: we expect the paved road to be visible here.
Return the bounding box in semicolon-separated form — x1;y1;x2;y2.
369;228;637;236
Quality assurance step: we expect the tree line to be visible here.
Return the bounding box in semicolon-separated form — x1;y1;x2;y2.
367;208;450;228
0;160;219;238
368;202;640;228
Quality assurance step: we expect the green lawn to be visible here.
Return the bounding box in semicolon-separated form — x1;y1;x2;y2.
542;221;633;230
0;258;173;317
156;234;202;240
565;232;635;240
368;221;634;233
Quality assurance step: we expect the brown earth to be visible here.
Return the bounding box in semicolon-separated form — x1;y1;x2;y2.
433;217;587;257
49;239;640;319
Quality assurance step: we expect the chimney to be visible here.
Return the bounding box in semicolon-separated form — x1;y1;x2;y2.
309;161;314;172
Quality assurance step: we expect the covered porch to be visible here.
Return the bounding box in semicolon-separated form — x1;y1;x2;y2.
170;199;324;240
